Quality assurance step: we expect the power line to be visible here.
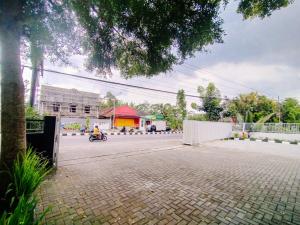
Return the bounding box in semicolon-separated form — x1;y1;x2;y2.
169;67;241;96
22;64;229;100
182;62;276;98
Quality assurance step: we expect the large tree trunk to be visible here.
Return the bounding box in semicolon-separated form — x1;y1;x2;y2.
29;60;39;107
0;0;25;206
29;42;43;107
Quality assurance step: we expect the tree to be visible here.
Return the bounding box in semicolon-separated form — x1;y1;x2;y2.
150;104;165;115
193;83;223;121
233;92;258;122
254;95;277;122
99;91;128;109
225;92;277;123
26;2;80;107
281;98;300;123
25;106;42;120
0;0;293;200
0;1;79;197
237;0;293;19
162;104;181;130
100;92;117;109
134;102;151;115
176;89;187;121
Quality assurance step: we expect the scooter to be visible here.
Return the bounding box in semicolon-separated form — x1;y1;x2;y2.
89;133;107;142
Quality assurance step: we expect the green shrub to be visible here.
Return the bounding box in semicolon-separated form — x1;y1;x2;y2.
239;137;245;140
262;137;268;142
25;106;42;120
12;148;50;199
250;137;256;141
233;133;239;138
1;149;51;224
64;123;81;130
275;139;282;143
0;195;48;225
187;114;207;121
290;140;298;145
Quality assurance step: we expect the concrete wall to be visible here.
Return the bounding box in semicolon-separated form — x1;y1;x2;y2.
250;132;300;141
183;120;232;145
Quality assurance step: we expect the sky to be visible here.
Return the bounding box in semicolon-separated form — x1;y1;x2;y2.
23;1;300;108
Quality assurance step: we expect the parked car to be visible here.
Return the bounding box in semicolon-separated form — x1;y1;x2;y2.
147;125;157;132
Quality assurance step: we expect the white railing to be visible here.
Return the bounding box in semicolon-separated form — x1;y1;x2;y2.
233;123;300;134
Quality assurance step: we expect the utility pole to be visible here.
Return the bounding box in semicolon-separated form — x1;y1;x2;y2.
278;96;281;123
113;99;116;130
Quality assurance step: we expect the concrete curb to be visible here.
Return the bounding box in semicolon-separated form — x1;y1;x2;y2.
225;138;299;145
62;131;183;136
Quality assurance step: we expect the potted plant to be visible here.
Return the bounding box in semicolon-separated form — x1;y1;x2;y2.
250;137;256;141
233;133;239;140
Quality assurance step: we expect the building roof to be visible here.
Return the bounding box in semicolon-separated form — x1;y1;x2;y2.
99;105;140;118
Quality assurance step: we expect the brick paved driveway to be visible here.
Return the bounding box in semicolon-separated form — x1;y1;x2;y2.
38;138;300;225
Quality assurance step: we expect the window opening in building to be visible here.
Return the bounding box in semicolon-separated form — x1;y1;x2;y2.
69;104;77;113
85;106;91;114
53;103;60;112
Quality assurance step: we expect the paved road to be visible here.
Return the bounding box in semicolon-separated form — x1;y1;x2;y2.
58;134;183;166
38;137;300;225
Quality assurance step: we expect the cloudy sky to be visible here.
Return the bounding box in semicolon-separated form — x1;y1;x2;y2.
23;1;300;107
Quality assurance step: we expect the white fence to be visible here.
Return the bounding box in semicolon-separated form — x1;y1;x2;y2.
233;123;300;134
183;120;232;145
250;132;300;141
233;123;300;141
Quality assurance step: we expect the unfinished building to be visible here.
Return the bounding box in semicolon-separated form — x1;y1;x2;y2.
39;85;100;119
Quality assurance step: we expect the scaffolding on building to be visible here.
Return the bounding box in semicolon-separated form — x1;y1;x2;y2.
39;85;101;118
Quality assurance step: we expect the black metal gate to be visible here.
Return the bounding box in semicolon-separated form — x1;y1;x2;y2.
26;116;60;168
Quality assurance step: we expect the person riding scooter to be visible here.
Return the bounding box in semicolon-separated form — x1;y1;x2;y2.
89;126;107;142
93;125;102;139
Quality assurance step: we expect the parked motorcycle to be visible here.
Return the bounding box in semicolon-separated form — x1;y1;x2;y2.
89;133;107;142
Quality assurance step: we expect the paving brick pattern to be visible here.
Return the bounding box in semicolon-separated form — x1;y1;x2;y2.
37;143;300;225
